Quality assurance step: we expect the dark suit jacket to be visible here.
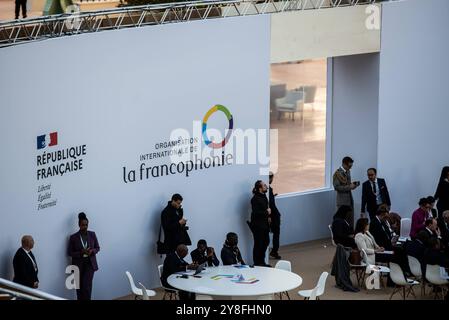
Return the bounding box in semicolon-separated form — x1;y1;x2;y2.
190;248;219;267
251;192;270;231
68;231;100;271
161;252;188;288
424;249;449;268
269;187;281;225
221;245;245;265
161;202;186;252
361;178;391;216
435;180;449;216
13;248;38;288
438;218;449;248
331;218;356;248
405;239;426;263
369;217;393;250
416;228;438;249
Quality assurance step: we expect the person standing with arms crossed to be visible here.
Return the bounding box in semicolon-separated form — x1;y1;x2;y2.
250;180;271;267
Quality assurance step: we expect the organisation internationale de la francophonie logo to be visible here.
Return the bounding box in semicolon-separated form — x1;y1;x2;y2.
122;104;235;183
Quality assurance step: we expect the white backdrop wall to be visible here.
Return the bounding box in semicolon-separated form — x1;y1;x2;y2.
0;16;271;299
377;0;449;217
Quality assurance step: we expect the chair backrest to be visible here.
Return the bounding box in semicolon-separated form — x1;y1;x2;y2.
274;260;291;272
389;262;408;286
285;90;304;104
316;272;329;296
157;265;164;286
425;264;449;285
407;255;422;278
309;286;318;300
138;282;149;300
328;224;336;247
125;271;139;294
302;86;317;104
400;218;412;238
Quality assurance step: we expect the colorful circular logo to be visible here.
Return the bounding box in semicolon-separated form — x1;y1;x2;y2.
202;105;233;149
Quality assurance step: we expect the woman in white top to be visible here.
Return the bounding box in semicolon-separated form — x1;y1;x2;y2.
354;218;384;265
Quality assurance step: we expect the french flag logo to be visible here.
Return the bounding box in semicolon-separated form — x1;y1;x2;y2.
37;132;58;150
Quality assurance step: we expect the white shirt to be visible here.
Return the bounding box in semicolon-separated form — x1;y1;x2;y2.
370;179;383;205
22;247;37;272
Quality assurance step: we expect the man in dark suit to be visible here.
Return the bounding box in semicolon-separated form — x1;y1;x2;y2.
268;172;282;260
437;210;449;251
361;168;391;220
190;239;219;267
13;235;38;289
161;244;197;300
416;218;440;248
161;193;191;253
369;207;393;250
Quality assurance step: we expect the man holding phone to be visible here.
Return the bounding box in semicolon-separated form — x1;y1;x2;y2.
333;156;359;229
161;194;192;253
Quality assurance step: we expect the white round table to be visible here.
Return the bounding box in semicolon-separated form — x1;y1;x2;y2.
167;265;302;300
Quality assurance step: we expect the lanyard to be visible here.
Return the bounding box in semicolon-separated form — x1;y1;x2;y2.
24;249;37;271
80;235;88;249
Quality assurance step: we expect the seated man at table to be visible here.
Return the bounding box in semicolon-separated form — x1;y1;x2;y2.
221;232;245;265
161;244;197;300
190;239;219;267
369;207;393;251
416;218;441;249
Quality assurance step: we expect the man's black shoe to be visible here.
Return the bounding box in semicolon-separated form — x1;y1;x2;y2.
270;252;282;259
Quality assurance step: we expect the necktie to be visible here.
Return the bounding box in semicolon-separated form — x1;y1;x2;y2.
372;181;377;194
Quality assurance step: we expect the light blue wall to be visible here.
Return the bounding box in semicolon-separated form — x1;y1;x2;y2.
377;0;449;218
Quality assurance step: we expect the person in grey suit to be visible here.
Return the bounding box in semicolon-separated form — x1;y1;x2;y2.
333;156;360;229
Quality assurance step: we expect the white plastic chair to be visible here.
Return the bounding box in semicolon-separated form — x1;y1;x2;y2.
138;282;150;300
388;262;419;300
274;260;292;300
425;264;449;300
400;218;412;239
125;271;156;300
158;264;178;300
298;272;329;300
361;249;390;288
408;255;426;296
